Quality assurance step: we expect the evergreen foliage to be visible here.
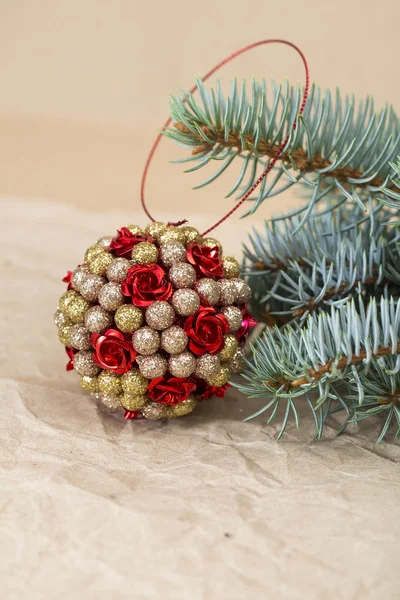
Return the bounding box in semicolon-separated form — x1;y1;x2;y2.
165;78;400;442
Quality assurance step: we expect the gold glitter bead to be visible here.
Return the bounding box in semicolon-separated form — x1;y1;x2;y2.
98;371;122;395
106;257;132;283
169;396;197;418
127;224;143;235
132;326;160;355
59;289;79;314
89;252;113;276
65;296;92;323
229;349;245;373
85;244;105;263
114;305;143;333
180;226;202;244
145;301;175;330
231;278;251;304
169;262;196;288
71;265;90;291
219;334;239;362
201;237;223;255
74;350;101;376
159;241;187;267
158;227;186;245
137;354;168;379
58;323;72;345
120;392;148;411
206;366;230;387
168;351;196;377
98;392;122;410
161;326;188;354
145;221;166;238
195;354;221;379
141;401;170;420
84;305;113;333
218;279;237;306
80;375;99;393
97;235;114;248
98;282;124;311
68;324;92;350
194;278;220;306
220;305;243;332
54;309;71;328
171;289;200;316
80;274;106;301
222;256;241;279
121;368;148;395
131;242;158;264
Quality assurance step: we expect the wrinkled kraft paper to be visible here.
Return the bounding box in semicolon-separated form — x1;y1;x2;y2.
1;198;400;600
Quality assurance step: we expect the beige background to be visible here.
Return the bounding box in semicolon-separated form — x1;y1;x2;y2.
1;2;400;600
0;0;398;218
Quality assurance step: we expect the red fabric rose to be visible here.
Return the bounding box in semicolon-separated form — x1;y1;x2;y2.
184;307;229;356
198;382;231;400
186;243;224;279
121;264;173;307
65;346;77;371
91;329;137;374
110;227;152;258
237;308;257;340
124;410;143;420
148;376;197;405
62;270;73;290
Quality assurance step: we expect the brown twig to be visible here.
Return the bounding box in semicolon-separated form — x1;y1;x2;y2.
264;342;400;391
175;122;389;188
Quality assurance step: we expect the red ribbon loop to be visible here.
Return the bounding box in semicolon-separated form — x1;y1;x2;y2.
140;39;310;235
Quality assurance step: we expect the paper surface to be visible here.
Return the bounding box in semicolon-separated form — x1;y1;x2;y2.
1;198;400;600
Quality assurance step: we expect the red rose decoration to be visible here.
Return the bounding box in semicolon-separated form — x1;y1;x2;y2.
198;382;231;400
186;243;224;279
110;227;152;258
65;346;77;371
184;307;229;356
148;376;197;405
237;308;257;340
91;329;137;374
62;270;73;290
121;264;173;307
124;410;143;420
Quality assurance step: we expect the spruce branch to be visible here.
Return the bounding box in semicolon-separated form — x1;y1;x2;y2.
165;73;400;441
380;157;400;209
235;297;400;441
165;79;400;222
244;203;399;323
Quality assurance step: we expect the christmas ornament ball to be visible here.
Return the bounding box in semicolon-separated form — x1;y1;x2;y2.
55;222;255;420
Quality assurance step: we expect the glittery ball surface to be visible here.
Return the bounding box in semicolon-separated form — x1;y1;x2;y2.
169;262;197;288
132;326;160;355
160;241;187;267
168;351;196;377
107;257;132;283
84;306;113;333
171;289;200;316
137;354;168;379
161;326;188;354
114;304;143;333
145;301;175;330
98;282;124;311
55;221;254;420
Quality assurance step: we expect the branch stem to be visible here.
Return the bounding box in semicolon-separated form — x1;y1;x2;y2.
266;342;400;390
175;122;387;188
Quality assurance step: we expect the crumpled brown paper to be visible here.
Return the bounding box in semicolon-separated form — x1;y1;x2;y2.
1;198;400;600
